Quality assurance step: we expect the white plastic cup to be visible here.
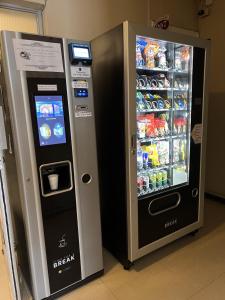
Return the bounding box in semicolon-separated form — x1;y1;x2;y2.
48;174;59;191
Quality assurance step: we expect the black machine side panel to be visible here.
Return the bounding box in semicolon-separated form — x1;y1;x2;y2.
138;47;205;248
92;25;129;265
23;34;82;294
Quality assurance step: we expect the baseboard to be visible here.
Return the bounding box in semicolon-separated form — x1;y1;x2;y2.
205;192;225;203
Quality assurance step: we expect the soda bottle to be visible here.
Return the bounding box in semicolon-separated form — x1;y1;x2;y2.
143;152;149;169
156;171;163;188
137;176;143;195
137;145;143;171
143;175;150;192
162;170;168;187
149;172;157;190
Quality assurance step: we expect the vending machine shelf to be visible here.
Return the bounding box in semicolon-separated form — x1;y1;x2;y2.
137;108;170;113
137;88;173;91
136;67;189;75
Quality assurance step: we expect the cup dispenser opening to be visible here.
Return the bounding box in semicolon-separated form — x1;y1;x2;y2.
40;161;73;197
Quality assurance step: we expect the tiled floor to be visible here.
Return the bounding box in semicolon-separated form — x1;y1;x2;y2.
1;198;225;300
0;233;12;300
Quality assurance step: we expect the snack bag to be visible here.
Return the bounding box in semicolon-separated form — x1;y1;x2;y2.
173;139;180;163
136;44;144;67
181;47;190;61
181;117;187;133
144;40;159;68
156;47;168;69
157;119;166;136
157;141;169;165
145;114;155;137
179;140;186;161
137;121;146;139
145;144;160;167
159;113;169;135
154;118;160;136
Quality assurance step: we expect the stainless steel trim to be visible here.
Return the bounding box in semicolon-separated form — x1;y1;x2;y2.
39;160;73;197
63;38;103;279
0;107;7;150
129;23;209;49
0;156;22;300
19;45;50;300
134;221;201;260
63;38;85;279
123;21;135;262
148;192;181;216
2;30;50;298
198;42;210;227
125;21;210;262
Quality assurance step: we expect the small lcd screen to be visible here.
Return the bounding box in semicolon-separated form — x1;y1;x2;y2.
35;95;66;146
73;47;89;59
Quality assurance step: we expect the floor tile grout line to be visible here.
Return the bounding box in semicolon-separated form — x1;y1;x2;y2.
186;270;225;300
101;280;121;300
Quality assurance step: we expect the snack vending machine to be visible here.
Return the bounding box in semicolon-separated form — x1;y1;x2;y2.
0;31;103;299
92;22;209;269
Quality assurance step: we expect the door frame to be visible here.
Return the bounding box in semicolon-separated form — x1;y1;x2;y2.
0;1;44;34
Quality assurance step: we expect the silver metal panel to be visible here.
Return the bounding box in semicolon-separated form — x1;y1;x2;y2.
123;21;210;261
0;151;21;300
63;38;103;278
0;106;7;150
1;31;50;299
198;38;210;230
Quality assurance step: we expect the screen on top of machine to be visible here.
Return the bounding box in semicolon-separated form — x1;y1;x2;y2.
35;95;66;146
73;46;89;58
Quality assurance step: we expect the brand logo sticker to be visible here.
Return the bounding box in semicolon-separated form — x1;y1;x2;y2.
165;218;177;229
53;253;75;269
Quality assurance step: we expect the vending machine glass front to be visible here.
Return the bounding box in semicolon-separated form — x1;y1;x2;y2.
136;35;193;198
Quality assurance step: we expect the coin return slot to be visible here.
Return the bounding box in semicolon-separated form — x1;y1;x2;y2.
40;161;73;197
82;173;92;184
76;105;88;111
148;192;180;216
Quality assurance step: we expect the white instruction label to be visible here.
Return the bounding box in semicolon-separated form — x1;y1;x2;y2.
13;38;64;72
72;80;88;89
75;111;92;118
191;124;202;144
71;66;91;78
37;84;57;91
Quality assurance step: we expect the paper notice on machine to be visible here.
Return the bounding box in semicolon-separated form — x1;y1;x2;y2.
13;38;64;72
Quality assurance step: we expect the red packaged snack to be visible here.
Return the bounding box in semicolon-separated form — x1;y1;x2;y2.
145;114;155;137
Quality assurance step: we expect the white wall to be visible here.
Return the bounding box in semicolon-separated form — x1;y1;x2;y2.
198;0;225;197
149;0;198;30
43;0;148;41
43;0;198;40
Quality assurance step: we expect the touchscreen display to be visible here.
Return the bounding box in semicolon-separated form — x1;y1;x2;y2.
35;95;66;146
73;47;89;58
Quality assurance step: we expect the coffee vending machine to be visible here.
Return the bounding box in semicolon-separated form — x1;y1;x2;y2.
0;31;103;299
